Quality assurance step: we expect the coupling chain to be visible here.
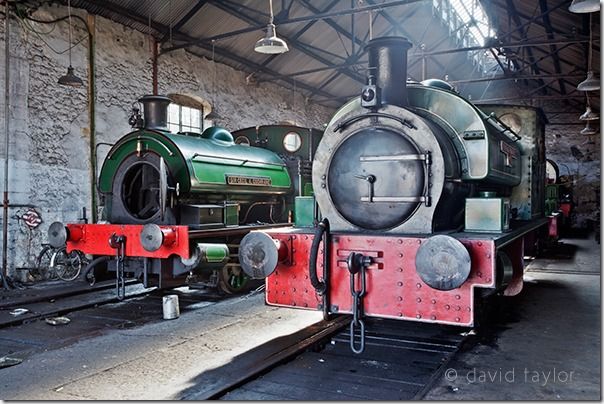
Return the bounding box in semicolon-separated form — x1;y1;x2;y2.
110;234;127;301
349;264;366;354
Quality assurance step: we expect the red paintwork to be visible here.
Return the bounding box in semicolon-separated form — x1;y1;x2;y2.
65;224;190;259
559;202;572;218
548;214;560;238
501;237;524;297
264;230;498;326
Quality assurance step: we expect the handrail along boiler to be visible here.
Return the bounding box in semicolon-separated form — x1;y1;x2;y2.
237;36;548;353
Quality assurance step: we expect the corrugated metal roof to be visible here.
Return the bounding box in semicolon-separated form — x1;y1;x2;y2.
45;0;599;113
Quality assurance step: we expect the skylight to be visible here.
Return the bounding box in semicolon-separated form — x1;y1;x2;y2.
448;0;495;46
433;0;503;74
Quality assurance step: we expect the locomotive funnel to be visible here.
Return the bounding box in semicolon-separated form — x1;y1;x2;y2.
139;95;171;131
365;36;412;107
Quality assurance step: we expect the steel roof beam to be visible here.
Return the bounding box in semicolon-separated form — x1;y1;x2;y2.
163;0;424;53
208;0;365;85
539;0;566;96
74;0;336;101
258;61;366;83
514;42;576;74
505;0;546;94
298;0;365;51
187;44;336;100
503;53;580;94
310;22;396;99
493;0;573;42
159;0;209;44
258;0;342;71
449;72;585;84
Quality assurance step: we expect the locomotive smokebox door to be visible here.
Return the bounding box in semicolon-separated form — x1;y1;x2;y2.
415;235;471;290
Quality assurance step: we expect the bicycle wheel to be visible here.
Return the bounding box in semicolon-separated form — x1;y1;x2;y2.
52;248;83;281
34;246;56;280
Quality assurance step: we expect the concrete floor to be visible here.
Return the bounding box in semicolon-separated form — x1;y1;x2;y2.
1;234;600;400
0;291;322;400
424;234;601;400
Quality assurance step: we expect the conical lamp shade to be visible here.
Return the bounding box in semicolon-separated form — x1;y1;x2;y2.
580;121;597;135
58;66;83;87
577;71;600;91
569;0;600;13
255;24;289;54
579;106;599;121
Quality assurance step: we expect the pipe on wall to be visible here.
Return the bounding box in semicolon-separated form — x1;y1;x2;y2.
87;13;97;223
152;38;158;95
2;1;11;289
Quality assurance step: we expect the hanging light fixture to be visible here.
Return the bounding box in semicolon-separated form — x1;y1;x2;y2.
580;92;600;120
58;0;83;87
254;0;289;54
577;13;600;91
569;0;600;13
580;121;597;135
205;40;221;121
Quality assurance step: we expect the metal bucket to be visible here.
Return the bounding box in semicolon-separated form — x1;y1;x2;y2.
162;294;180;320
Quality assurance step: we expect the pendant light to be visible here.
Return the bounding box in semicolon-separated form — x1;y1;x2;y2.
580;121;597;135
254;0;289;54
58;0;83;87
577;13;600;91
579;92;600;120
205;40;221;121
569;0;600;13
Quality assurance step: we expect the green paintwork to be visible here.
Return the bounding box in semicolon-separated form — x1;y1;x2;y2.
294;196;315;227
98;128;291;196
224;204;239;226
231;125;324;217
200;243;229;263
231;125;323;159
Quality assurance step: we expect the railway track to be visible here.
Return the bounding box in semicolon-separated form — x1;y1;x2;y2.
182;316;469;400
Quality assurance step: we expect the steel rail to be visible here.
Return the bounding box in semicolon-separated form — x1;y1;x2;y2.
181;315;350;400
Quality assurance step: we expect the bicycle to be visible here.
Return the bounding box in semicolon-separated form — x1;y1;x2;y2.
32;243;59;281
33;244;87;281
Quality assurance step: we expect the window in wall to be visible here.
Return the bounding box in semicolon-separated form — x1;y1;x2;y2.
168;103;204;134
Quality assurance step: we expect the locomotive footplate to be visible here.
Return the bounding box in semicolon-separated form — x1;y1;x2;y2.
61;224;190;259
253;219;547;327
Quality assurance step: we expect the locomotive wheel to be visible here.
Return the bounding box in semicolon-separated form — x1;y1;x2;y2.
218;265;250;294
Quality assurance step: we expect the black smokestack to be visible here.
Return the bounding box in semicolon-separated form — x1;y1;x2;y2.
365;36;412;107
139;95;171;131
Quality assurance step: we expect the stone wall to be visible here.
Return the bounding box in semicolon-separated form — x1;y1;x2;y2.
0;4;334;279
545;122;600;228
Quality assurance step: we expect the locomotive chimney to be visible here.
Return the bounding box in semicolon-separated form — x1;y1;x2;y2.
364;36;412;108
139;95;171;131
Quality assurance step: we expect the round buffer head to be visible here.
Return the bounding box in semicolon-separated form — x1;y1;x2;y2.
140;224;164;252
48;222;68;248
238;232;279;279
415;235;471;291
